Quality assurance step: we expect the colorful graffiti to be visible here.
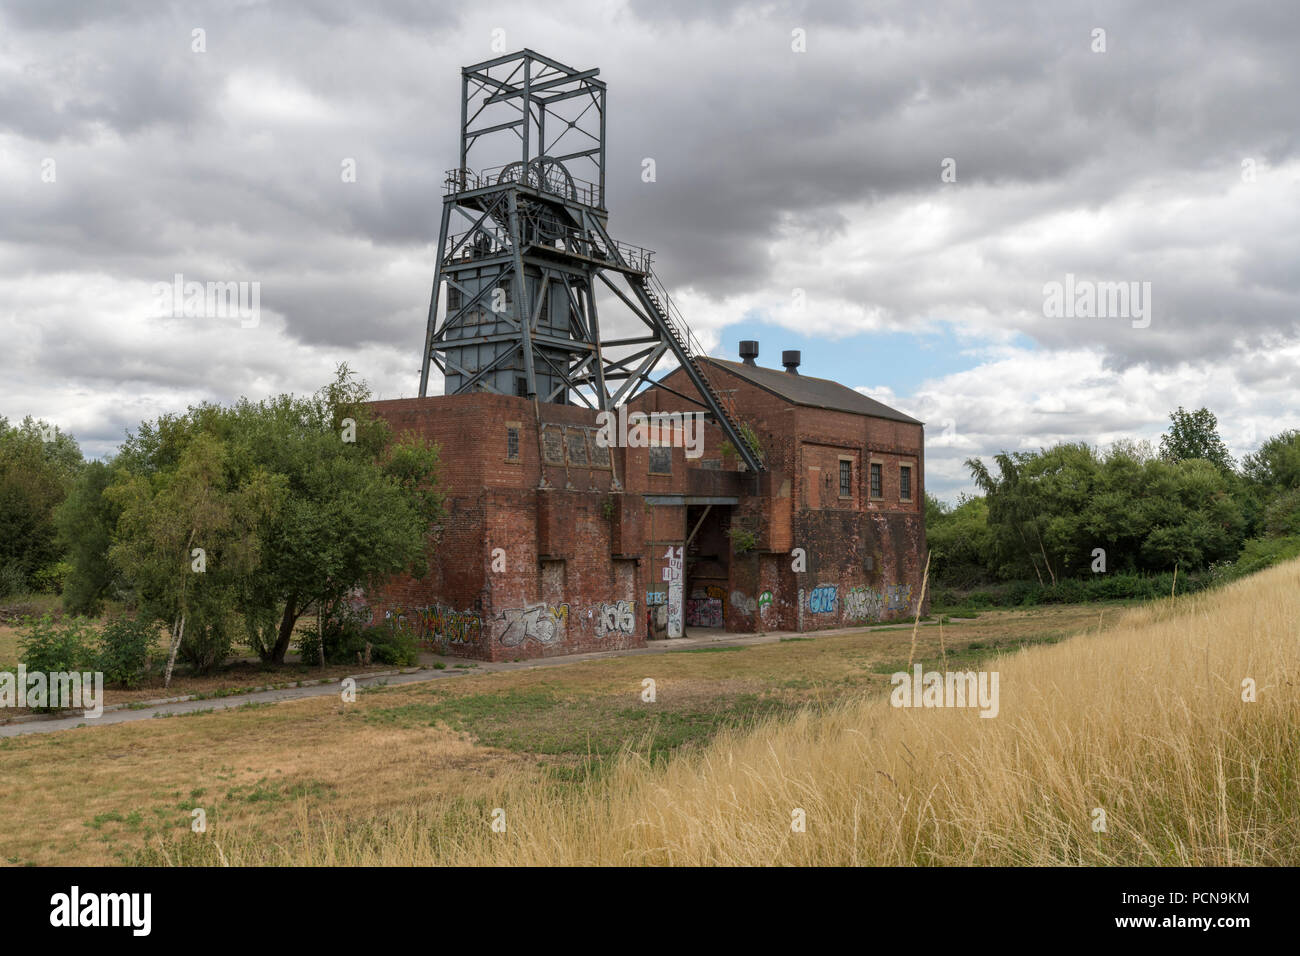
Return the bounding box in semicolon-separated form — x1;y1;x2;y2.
390;604;483;648
645;591;667;606
886;584;913;611
843;587;885;622
497;602;569;647
685;597;723;627
842;584;914;623
705;585;728;616
808;584;838;614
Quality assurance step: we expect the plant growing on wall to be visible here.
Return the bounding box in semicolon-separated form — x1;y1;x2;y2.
721;422;764;467
727;523;759;554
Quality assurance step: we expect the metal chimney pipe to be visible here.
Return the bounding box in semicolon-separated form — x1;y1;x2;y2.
782;350;801;374
739;340;759;366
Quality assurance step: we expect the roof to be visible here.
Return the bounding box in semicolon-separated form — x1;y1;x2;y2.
698;357;923;425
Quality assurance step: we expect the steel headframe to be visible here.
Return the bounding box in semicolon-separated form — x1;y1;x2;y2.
418;50;764;472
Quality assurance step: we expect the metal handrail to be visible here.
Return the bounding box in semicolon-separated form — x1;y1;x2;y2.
642;268;743;427
444;165;605;208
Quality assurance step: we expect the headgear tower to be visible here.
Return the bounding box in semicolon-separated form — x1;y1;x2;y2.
418;49;763;471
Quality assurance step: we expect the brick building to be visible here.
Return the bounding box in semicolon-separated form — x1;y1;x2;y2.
363;343;927;661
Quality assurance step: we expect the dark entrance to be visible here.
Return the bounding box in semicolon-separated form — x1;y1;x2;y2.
684;504;732;629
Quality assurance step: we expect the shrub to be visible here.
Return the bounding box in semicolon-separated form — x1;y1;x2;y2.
177;614;235;675
31;561;71;595
297;624;322;667
18;614;97;674
359;621;420;667
1233;535;1300;578
0;563;27;599
98;616;155;688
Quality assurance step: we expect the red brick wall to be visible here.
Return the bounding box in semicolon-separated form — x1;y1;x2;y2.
362;358;927;657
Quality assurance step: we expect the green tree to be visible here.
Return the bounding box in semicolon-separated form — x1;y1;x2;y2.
227;367;444;663
107;366;444;669
1159;406;1234;473
0;416;83;589
1242;429;1300;491
54;460;120;615
108;430;284;682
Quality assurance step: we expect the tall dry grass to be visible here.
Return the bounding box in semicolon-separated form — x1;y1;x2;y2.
205;559;1300;866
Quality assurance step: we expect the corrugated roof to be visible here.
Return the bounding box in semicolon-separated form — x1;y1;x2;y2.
700;357;923;425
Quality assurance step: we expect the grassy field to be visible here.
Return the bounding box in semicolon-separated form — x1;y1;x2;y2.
199;560;1300;865
0;603;1102;865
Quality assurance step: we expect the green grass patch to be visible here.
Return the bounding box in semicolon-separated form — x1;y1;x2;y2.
364;686;800;763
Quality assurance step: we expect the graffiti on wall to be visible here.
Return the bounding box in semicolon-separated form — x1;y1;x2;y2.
497;602;569;647
391;604;483;648
808;584;839;614
594;600;636;638
665;546;684;637
886;584;913;611
645;591;667;606
730;590;757;617
685;597;723;627
843;587;884;622
842;584;914;623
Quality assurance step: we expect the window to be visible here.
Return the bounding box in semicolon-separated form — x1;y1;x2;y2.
446;286;462;311
870;462;883;498
515;376;529;397
506;426;520;461
839;460;852;497
900;465;912;501
649;446;672;475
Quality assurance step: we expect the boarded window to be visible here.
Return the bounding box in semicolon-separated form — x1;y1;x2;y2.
541;425;565;465
839;460;852;497
565;428;589;466
649;446;672;475
870;462;883;498
588;428;611;469
900;465;912;500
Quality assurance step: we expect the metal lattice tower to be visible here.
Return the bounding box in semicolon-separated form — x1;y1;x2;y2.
418;49;764;471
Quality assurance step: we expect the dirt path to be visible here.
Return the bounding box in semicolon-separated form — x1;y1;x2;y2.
1;619;964;738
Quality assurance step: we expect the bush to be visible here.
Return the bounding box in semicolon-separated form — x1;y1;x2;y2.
98;616;155;688
177;614;234;675
358;621;420;667
297;624;322;667
18;614;97;673
31;561;70;595
0;563;27;599
1233;535;1300;578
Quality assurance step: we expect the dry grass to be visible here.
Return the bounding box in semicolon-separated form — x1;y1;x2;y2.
202;559;1300;866
0;603;1094;865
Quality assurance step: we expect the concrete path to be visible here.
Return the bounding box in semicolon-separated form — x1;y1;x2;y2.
2;617;956;739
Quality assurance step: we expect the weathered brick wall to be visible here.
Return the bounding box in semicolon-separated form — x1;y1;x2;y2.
640;362;928;633
363;356;927;657
363;395;657;662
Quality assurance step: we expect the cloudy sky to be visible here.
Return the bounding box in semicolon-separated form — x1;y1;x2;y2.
2;0;1297;501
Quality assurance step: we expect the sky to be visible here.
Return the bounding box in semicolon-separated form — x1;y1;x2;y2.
2;0;1297;502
